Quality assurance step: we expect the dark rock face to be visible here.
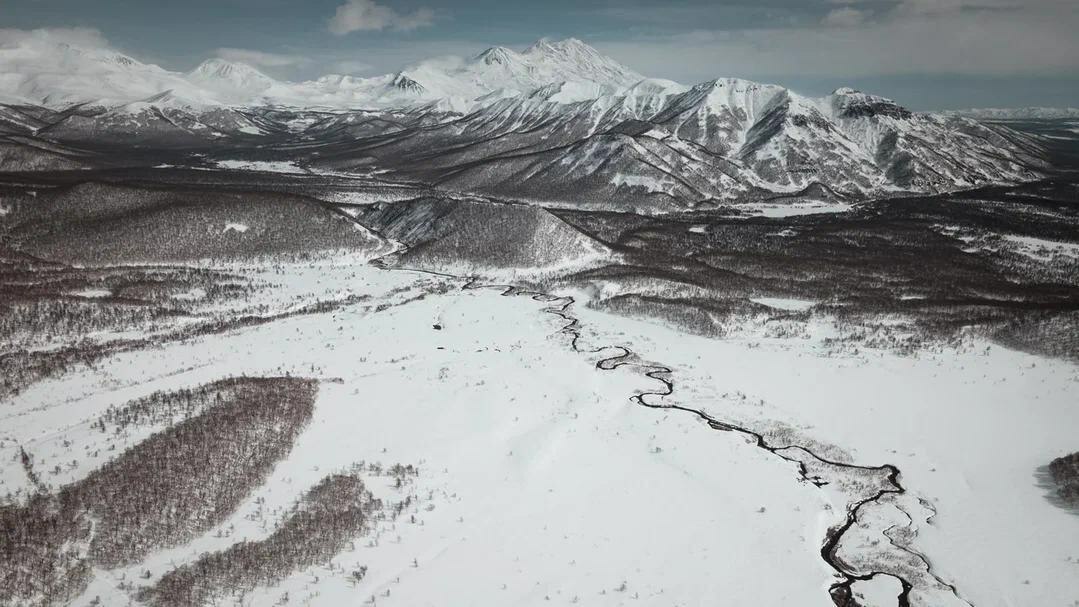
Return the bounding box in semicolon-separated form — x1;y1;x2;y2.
478;47;513;65
840;101;914;120
392;74;425;94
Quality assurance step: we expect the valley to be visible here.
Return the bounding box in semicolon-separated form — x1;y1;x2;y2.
1;32;1077;607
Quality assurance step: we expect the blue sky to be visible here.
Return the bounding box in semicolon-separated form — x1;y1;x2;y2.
3;0;1078;109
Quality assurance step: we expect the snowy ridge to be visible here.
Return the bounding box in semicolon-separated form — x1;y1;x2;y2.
308;80;1045;208
0;35;1050;204
650;78;790;154
0;35;642;113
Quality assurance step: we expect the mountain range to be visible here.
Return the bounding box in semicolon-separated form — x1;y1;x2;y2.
0;36;1050;211
0;36;642;111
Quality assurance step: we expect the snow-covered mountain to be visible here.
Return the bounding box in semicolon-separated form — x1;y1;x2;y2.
0;34;641;112
298;38;644;113
0;34;1050;207
310;80;1045;210
186;59;284;105
0;34;216;108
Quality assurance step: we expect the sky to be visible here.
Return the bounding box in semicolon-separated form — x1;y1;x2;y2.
2;0;1078;110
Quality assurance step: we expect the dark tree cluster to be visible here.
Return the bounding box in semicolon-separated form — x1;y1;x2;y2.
1048;451;1079;506
0;262;249;344
5;182;387;266
73;377;318;568
0;298;178;345
543;184;1079;361
140;472;379;607
0;256;375;400
0;492;93;607
0;260;258;399
99;376;263;431
0;377;317;606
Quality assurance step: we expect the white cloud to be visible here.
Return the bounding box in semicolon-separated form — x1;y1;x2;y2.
329;59;374;74
215;48;309;68
890;0;1071;15
328;0;436;35
598;0;1079;82
891;0;1035;15
822;7;869;27
0;27;110;50
894;0;965;14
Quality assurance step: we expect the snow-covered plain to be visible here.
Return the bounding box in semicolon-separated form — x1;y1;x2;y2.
2;259;1077;607
564;294;1079;607
1;260;835;606
741;201;855;218
213;159;308;174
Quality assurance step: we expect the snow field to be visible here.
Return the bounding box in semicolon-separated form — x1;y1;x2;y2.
565;297;1079;606
3;262;839;606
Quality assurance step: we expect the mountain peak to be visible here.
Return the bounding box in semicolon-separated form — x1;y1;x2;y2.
185;59;278;104
827;88;912;120
517;38;642;90
525;37;600;58
475;46;520;66
391;73;426;94
190;58;269;81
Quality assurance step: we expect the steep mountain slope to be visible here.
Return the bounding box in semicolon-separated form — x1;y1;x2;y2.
649;78;788;155
310;79;1046;210
422;128;754;212
0;104;52;135
823;89;1044;192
